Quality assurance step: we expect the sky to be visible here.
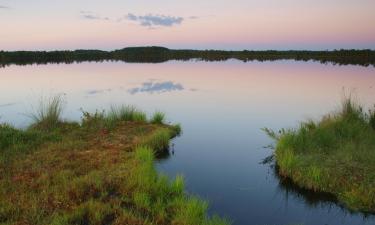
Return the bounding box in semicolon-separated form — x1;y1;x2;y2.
0;0;374;51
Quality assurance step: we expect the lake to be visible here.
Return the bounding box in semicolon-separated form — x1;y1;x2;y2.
1;60;374;225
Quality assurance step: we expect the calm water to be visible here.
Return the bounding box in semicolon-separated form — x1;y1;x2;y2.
1;60;375;225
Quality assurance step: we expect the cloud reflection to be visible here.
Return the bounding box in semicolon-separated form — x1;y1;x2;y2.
128;81;184;95
86;88;112;95
0;102;17;107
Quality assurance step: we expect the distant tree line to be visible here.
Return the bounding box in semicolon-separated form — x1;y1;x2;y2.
1;46;374;67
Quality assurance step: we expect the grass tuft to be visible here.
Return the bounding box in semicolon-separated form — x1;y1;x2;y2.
172;197;209;224
81;105;147;130
150;111;166;124
109;105;147;123
29;95;64;131
135;146;154;162
171;175;185;195
138;129;171;153
171;123;182;136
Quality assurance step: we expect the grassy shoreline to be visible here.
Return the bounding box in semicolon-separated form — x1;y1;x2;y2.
1;46;374;67
0;102;230;225
265;97;375;213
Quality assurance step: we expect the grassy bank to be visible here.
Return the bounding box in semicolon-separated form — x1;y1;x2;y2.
265;97;375;213
1;47;374;67
0;101;230;225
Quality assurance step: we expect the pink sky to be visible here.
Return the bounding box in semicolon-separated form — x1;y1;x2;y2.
0;0;374;50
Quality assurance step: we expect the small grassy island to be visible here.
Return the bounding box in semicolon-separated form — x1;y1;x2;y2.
0;97;230;225
265;97;375;213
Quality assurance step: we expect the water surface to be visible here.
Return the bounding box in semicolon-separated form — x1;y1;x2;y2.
1;60;374;225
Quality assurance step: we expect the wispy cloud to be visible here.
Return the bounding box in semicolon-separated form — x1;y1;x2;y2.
80;11;109;21
79;11;197;28
125;13;184;27
0;5;10;9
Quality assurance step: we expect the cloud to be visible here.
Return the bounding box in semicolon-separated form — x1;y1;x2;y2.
80;11;109;21
85;88;112;95
128;81;184;95
126;13;184;27
189;16;199;19
0;5;10;9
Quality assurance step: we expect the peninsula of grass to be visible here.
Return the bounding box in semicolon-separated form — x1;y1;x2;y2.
265;97;375;213
0;99;230;225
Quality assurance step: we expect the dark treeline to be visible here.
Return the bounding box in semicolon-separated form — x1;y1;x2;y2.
1;46;375;67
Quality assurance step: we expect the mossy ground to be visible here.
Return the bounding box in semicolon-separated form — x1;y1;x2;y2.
0;110;229;225
266;98;375;213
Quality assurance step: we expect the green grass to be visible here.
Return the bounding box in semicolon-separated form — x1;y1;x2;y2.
108;105;147;123
29;95;65;131
139;128;172;153
131;146;231;225
0;102;229;225
81;105;170;130
151;111;166;124
369;108;375;130
0;124;60;164
171;123;182;135
265;97;375;213
102;105;147;128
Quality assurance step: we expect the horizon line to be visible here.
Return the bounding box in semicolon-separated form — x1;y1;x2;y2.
1;46;375;52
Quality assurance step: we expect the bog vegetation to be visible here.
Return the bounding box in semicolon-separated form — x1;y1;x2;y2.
265;96;375;213
0;97;230;225
1;46;374;67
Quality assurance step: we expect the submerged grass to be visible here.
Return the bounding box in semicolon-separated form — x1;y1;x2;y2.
265;97;375;213
0;99;228;225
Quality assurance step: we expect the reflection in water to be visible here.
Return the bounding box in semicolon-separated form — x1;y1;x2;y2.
0;102;17;107
155;148;172;162
128;81;184;94
155;143;176;163
263;156;375;221
86;88;112;95
1;60;375;225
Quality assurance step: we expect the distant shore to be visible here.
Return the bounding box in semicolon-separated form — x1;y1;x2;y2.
1;46;375;67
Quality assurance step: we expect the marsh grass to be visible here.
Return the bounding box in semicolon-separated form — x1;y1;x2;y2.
151;111;166;124
0;124;47;163
368;108;375;130
29;95;65;131
132;146;231;225
108;105;147;123
138;129;172;153
0;103;229;225
265;97;375;212
81;105;149;130
172;123;182;135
